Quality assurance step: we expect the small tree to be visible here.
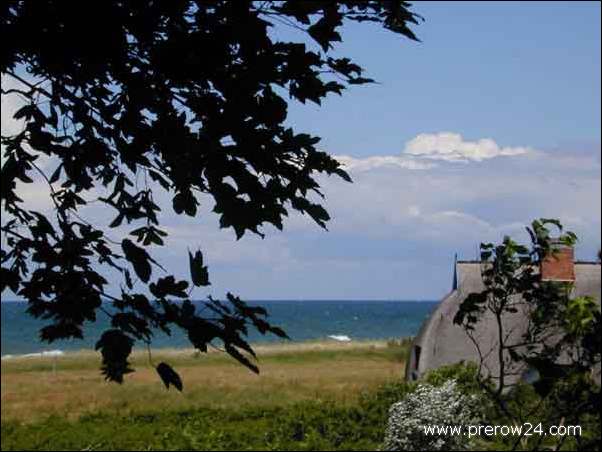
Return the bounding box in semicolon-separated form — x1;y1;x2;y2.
454;219;601;450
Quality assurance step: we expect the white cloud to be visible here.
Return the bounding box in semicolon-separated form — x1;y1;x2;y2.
407;205;421;217
318;138;601;262
335;154;436;172
332;132;537;172
2;84;599;299
426;210;492;229
1;75;28;139
403;132;536;162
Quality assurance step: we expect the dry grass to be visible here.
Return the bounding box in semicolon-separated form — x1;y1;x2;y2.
1;340;406;423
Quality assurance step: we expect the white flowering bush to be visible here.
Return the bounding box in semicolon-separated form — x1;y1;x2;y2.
382;379;481;451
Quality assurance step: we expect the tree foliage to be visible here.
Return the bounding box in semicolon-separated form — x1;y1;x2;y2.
453;219;601;450
0;1;421;385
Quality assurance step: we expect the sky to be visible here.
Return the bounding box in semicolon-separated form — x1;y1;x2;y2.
1;1;601;301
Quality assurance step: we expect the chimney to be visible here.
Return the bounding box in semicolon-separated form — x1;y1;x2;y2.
540;240;576;282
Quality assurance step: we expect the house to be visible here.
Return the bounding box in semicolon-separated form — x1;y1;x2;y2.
406;243;601;385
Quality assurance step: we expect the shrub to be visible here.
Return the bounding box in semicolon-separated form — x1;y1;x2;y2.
423;362;483;395
382;379;481;451
386;337;413;364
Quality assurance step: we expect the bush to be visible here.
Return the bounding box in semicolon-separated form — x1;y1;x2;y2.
386;337;413;364
422;362;480;391
382;379;482;451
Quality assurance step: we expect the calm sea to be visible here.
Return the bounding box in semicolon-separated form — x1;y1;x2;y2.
1;300;437;357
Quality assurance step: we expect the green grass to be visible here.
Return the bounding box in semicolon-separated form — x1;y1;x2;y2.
1;376;418;451
1;340;402;374
1;401;398;451
1;340;412;450
4;350;598;451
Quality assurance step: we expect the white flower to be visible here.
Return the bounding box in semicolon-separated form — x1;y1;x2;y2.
382;379;481;451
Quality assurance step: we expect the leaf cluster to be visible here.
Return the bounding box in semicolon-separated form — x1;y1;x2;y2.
1;1;420;385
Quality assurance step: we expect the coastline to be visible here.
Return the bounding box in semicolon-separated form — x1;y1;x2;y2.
2;300;435;357
1;338;398;362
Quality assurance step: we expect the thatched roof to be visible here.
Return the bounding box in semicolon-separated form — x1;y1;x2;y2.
406;261;601;384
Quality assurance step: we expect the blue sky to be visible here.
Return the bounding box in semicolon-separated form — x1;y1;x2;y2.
1;2;601;300
285;1;601;153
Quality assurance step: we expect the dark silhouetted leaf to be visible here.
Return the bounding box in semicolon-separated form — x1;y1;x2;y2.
156;362;183;391
149;275;189;298
95;329;134;383
189;249;210;287
225;343;259;374
48;164;62;184
121;239;152;283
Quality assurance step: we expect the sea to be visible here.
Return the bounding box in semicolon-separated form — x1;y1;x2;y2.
1;300;437;357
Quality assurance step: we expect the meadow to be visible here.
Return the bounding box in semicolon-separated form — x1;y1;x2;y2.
1;339;413;450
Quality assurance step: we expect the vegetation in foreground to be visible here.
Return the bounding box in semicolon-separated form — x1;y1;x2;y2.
2;397;400;451
1;340;411;450
450;220;601;452
2;340;600;451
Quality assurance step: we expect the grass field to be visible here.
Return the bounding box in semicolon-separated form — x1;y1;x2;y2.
1;339;412;450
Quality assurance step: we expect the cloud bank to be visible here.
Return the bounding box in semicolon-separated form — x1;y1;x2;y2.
334;132;538;173
335;154;435;172
404;132;535;162
1;81;600;298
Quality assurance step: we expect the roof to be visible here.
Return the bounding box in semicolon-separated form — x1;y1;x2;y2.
406;261;601;382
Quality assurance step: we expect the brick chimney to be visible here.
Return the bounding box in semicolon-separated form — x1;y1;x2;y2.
540;240;576;282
